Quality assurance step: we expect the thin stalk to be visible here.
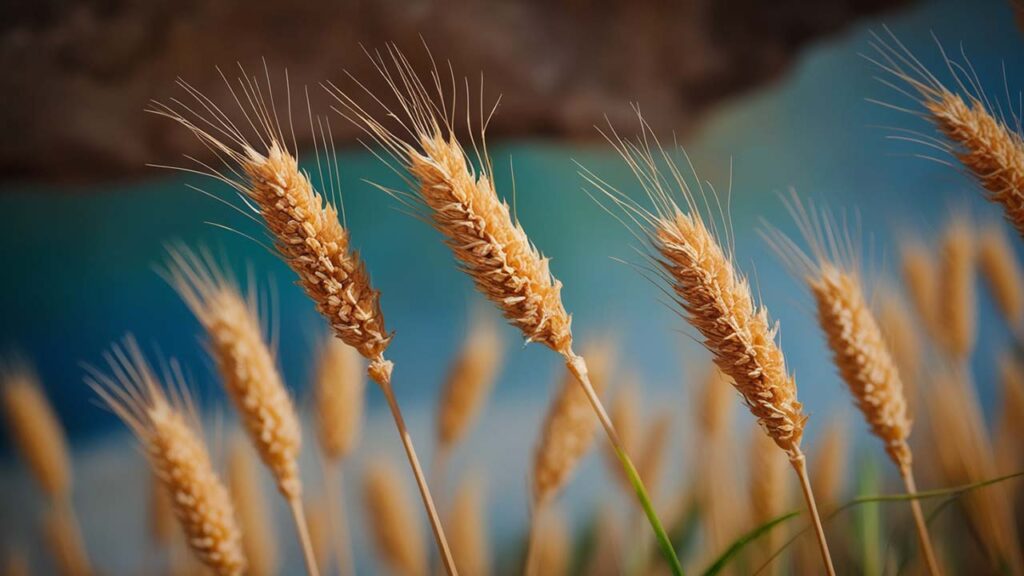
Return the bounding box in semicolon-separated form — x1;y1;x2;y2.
523;503;544;576
900;465;941;576
371;359;458;576
323;461;356;576
288;497;321;576
790;451;836;576
564;352;684;576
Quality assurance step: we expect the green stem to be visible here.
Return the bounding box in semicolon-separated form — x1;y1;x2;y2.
565;352;684;576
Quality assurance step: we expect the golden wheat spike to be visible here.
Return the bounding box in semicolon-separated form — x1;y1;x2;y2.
978;223;1024;333
581;114;832;574
153;73;453;574
877;285;922;418
314;335;366;463
869;29;1024;236
364;460;429;576
1;365;71;501
937;215;977;363
228;435;278;576
86;337;246;576
438;311;503;450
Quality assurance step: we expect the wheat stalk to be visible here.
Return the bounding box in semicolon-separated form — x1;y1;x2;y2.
868;28;1024;236
228;434;278;576
152;72;453;574
365;459;429;576
978;223;1024;334
448;471;491;576
327;47;681;573
312;335;363;576
305;495;332;575
160;246;318;575
749;427;789;576
1;362;91;576
763;195;939;574
85;336;246;576
581;114;833;575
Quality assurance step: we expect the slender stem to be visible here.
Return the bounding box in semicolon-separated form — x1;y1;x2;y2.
900;465;942;576
323;461;356;576
523;503;544;576
790;452;836;576
564;352;684;576
371;358;458;576
288;497;321;576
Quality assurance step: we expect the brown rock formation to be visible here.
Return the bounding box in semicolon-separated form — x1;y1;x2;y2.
0;0;907;185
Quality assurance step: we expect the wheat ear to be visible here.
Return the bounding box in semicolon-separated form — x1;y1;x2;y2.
151;73;452;575
433;310;503;509
160;247;318;576
448;471;491;576
868;28;1024;236
313;335;364;576
877;285;922;418
900;238;942;343
228;434;278;576
581;114;833;575
327;46;679;573
937;215;978;363
1;363;91;576
365;459;429;576
978;223;1024;336
763;195;939;574
85;336;246;576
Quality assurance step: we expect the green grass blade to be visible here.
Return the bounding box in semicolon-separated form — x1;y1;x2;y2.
613;443;685;576
701;511;801;576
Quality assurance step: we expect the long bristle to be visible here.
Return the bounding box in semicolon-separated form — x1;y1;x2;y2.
151;73;393;378
326;47;573;354
86;337;246;576
162;247;302;500
978;223;1024;329
869;31;1024;236
313;335;366;462
364;460;428;576
228;435;278;576
532;339;614;506
438;312;503;449
1;365;71;500
448;471;491;576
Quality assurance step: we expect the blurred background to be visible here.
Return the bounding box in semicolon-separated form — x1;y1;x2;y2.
1;0;1023;573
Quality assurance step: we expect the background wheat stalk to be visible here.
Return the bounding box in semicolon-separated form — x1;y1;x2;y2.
762;196;940;574
1;362;91;576
364;459;429;576
86;336;246;576
326;45;681;574
313;335;364;576
151;73;454;574
582;115;835;575
868;28;1024;236
161;246;318;576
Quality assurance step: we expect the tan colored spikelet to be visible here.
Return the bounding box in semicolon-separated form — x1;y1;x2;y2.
653;212;805;456
877;286;922;417
150;470;176;546
870;30;1024;236
228;435;278;576
314;336;366;461
327;49;572;356
1;365;70;500
698;365;735;441
996;353;1024;476
448;472;491;576
533;339;614;505
900;239;941;342
305;496;332;574
85;337;246;576
978;224;1024;327
364;460;428;576
937;215;977;361
163;248;302;499
45;506;91;576
810;418;849;509
438;312;503;448
534;505;570;576
149;79;392;376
